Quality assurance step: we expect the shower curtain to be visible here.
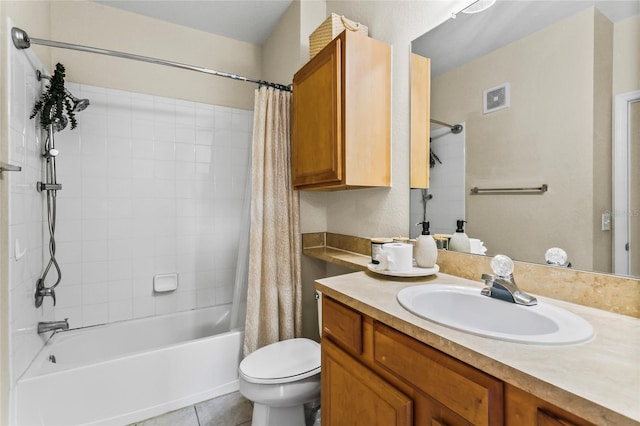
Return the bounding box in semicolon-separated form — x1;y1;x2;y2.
244;86;301;355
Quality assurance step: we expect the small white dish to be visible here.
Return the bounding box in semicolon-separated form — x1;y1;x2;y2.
367;263;439;277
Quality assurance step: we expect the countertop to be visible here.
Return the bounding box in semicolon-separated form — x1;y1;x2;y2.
315;270;640;425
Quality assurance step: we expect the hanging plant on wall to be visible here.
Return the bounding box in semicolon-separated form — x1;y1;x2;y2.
30;62;78;130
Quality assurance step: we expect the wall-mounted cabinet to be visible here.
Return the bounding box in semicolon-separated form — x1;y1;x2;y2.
410;53;431;189
292;31;391;190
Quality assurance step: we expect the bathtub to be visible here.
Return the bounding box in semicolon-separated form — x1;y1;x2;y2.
14;305;243;426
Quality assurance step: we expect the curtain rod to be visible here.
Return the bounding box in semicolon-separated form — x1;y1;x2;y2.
11;27;292;92
430;118;463;134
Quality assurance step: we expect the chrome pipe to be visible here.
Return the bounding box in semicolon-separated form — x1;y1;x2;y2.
37;319;69;334
470;184;548;194
430;118;463;134
12;27;292;92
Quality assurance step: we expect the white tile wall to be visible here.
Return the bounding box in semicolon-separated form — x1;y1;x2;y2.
410;126;466;238
7;26;50;385
53;83;253;328
8;45;253;384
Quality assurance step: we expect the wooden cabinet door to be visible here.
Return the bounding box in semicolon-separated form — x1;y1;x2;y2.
322;296;363;356
538;410;580;426
292;36;343;188
415;392;475;426
374;323;503;426
505;384;594;426
292;31;390;190
322;338;412;426
410;53;431;189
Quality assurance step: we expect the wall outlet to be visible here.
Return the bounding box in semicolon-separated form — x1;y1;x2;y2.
601;212;611;231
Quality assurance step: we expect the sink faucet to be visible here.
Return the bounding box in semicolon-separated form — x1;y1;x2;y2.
37;319;69;334
481;255;537;306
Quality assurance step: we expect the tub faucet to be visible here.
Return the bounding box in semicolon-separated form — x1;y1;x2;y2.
37;319;69;334
481;255;537;306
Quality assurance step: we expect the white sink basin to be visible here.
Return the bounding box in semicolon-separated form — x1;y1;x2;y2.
397;284;594;345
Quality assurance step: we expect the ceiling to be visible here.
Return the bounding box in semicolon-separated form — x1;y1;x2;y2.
92;0;294;45
412;0;640;76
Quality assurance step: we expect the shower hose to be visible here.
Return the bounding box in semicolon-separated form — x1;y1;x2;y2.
35;124;62;307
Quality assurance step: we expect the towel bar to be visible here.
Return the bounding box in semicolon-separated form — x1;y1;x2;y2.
470;184;548;194
0;162;22;174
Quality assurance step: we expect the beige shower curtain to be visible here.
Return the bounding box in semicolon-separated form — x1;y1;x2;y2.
244;86;301;356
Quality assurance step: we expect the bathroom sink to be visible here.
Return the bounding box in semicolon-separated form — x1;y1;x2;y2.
397;284;594;345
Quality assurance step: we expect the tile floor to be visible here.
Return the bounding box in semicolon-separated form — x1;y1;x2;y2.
129;392;252;426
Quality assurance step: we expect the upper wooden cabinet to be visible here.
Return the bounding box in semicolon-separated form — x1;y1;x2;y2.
292;31;391;190
410;53;431;189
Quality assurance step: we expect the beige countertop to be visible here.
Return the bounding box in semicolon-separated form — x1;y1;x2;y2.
315;270;640;425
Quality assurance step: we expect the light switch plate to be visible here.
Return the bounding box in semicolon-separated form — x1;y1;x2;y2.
483;82;510;114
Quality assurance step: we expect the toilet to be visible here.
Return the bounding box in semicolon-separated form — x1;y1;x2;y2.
238;293;322;426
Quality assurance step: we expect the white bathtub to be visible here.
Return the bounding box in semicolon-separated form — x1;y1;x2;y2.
14;305;243;426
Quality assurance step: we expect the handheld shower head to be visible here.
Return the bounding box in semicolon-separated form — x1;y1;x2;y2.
52;116;68;132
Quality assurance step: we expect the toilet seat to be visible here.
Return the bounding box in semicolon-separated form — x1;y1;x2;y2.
239;338;320;384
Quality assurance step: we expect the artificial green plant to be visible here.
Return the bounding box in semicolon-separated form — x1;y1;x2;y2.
30;62;77;130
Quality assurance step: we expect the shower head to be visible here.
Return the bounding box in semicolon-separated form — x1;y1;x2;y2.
74;98;90;112
36;71;90;112
65;89;90;112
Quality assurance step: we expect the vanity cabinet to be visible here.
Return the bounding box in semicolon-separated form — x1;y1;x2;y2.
292;31;391;190
322;296;502;426
321;296;596;426
322;338;413;425
505;384;593;426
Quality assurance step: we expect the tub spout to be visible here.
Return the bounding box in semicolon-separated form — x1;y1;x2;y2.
38;319;69;334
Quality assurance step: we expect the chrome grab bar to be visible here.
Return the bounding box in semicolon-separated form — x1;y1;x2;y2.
470;184;548;194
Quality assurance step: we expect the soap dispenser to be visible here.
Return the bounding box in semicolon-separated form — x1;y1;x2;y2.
415;221;438;268
449;220;471;253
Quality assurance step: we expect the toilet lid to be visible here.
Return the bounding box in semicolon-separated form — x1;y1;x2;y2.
239;338;321;384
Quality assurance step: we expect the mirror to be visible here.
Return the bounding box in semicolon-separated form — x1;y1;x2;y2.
410;0;640;277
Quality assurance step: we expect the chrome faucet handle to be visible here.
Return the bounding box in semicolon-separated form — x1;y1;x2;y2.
35;279;56;307
481;255;537;306
490;254;514;278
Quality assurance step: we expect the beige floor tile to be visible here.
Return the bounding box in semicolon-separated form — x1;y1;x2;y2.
130;406;199;426
195;392;253;426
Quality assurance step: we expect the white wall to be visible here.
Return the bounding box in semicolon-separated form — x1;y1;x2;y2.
51;83;253;327
6;32;50;391
613;14;640;95
1;4;52;422
49;1;261;110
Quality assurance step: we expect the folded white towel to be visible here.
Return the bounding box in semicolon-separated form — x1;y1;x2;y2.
469;238;487;255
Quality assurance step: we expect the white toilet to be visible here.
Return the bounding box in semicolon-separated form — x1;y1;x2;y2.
238;294;322;426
